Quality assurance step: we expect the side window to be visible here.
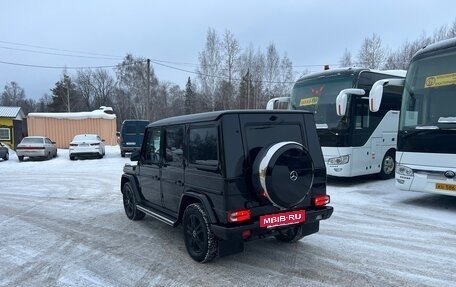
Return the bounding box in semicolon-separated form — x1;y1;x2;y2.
189;126;218;167
164;126;184;166
45;138;52;144
355;100;369;129
143;128;161;164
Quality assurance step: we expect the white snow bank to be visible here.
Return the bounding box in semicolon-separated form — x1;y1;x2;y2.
28;108;116;120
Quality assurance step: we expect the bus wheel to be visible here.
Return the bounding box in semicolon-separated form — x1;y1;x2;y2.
379;151;395;179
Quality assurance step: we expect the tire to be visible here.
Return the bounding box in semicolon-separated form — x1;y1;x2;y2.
379;151;395;179
47;152;52;160
183;203;218;263
252;142;314;208
274;224;305;243
121;151;126;158
18;155;24;162
122;182;145;221
70;155;76;161
3;153;8;161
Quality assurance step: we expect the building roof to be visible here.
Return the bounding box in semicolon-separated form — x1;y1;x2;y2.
0;106;25;119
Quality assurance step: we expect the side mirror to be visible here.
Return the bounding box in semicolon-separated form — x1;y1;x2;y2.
369;78;405;112
130;151;140;161
102;139;105;142
336;89;365;116
51;141;56;144
116;132;120;137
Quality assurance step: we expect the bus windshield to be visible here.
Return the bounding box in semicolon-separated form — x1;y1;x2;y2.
290;76;353;128
400;49;456;130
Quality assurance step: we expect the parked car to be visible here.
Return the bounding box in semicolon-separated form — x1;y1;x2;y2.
117;119;150;157
121;110;333;262
0;142;9;161
69;134;105;160
16;136;57;161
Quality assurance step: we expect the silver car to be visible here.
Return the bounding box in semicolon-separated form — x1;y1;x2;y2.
0;142;9;161
16;136;58;161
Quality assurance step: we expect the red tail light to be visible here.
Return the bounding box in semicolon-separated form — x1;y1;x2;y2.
228;209;251;223
312;195;330;207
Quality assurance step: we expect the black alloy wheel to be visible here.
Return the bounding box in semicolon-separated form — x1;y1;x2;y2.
122;182;145;220
183;203;218;263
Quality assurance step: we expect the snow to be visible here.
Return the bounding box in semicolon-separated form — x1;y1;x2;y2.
1;147;455;286
27;108;116;120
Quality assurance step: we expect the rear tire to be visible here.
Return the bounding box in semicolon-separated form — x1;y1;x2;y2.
183;203;218;263
121;151;126;158
122;182;145;221
18;155;24;162
3;153;8;160
379;151;395;179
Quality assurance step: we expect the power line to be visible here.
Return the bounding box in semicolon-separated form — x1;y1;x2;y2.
0;40;123;58
0;46;122;60
0;60;126;70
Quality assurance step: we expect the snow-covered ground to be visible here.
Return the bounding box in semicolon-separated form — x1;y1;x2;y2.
0;146;455;287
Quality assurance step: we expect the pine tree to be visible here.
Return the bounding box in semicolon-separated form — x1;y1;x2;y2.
184;77;195;114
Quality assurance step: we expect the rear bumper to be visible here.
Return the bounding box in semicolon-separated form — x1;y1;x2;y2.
211;206;333;241
120;146;141;153
16;150;46;157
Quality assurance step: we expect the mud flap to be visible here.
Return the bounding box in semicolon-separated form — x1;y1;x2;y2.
218;239;244;257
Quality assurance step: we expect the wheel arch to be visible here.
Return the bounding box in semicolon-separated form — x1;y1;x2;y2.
177;191;217;226
120;174;142;204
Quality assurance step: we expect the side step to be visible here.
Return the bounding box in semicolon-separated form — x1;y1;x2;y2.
136;205;176;226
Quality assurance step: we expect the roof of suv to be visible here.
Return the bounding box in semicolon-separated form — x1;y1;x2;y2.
148;109;311;127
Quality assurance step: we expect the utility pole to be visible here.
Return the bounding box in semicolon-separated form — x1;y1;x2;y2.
146;59;151;120
65;75;71;112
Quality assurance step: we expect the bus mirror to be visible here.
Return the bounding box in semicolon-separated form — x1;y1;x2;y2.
369;84;383;112
266;97;290;110
369;78;405;112
336;89;365;116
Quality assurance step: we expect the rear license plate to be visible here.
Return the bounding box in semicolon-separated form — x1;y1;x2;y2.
260;210;305;228
436;183;456;191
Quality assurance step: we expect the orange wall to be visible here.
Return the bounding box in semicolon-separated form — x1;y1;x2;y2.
27;117;117;148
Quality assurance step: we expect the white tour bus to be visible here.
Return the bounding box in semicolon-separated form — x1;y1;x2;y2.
370;38;456;196
267;67;405;178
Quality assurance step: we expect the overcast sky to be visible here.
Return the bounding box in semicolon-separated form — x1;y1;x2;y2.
1;0;456;100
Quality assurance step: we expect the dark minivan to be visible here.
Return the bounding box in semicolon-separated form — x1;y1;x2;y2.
121;110;333;262
117;119;150;157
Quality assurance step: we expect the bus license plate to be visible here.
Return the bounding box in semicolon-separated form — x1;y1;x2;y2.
260;210;305;228
436;183;456;191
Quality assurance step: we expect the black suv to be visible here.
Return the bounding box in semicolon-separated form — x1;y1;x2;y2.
121;110;333;262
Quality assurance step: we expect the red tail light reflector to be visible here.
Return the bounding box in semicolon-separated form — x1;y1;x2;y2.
312;195;330;207
228;209;251;223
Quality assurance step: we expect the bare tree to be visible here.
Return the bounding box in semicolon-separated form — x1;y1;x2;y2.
264;43;280;100
197;28;222;111
92;69;115;109
357;33;385;69
115;54;158;120
1;81;26;106
339;48;353;67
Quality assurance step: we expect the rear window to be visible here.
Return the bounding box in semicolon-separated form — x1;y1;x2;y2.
123;121;149;134
21;138;44;144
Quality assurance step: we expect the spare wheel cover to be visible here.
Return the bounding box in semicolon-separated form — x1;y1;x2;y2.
258;141;314;208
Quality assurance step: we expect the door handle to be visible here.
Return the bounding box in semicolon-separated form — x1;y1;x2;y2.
175;180;183;186
153;175;160;180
